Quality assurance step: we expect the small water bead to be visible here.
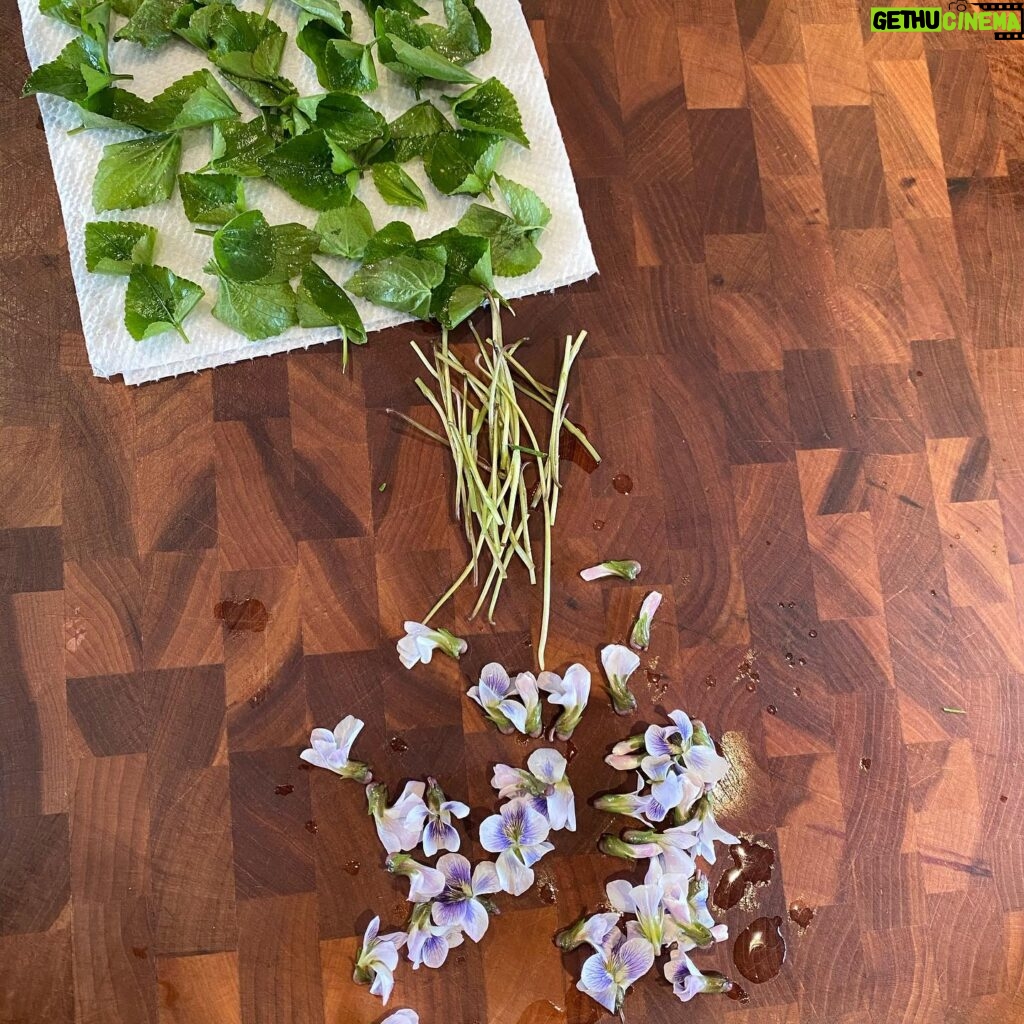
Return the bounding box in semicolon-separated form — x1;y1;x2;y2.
766;705;777;716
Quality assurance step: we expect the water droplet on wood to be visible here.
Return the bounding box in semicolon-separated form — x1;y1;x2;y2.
275;784;294;796
612;473;633;495
788;901;815;929
714;839;776;910
214;598;269;632
733;916;786;983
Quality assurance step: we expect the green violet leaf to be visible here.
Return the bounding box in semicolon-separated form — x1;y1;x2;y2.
124;264;203;342
115;0;191;48
296;262;367;344
211;274;297;340
212;209;275;282
141;69;238;131
371;162;427;210
178;172;244;225
495;174;551;232
457;204;541;277
207;118;277;177
22;36;113;101
297;22;378;93
299;93;387;150
290;0;352;36
375;100;452;164
425;131;503;197
84;220;156;275
315;197;375;259
346;254;445;320
93;133;182;213
451;77;529;147
260;130;353;210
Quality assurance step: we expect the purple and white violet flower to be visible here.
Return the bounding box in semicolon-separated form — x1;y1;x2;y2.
630;590;663;651
538;663;590;741
479;796;554;896
406;903;465;970
354;916;407;1005
577;926;655;1014
397;621;467;670
431;854;501;942
556;911;622;952
300;716;372;782
600;643;641;715
408;777;469;856
467;663;543;737
592;773;652;825
491;748;576;832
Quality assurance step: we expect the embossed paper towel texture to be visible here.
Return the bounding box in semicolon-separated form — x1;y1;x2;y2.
18;0;597;384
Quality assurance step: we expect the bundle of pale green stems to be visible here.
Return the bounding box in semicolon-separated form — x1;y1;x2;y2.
388;301;600;671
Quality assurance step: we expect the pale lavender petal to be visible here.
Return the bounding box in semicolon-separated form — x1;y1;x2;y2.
516;803;551;846
369;963;394;1004
309;727;336;747
443;800;470;819
479;662;511;700
471;860;501;895
490;763;523;798
421;934;450;969
498;699;528;734
496;849;534;895
437;852;472;888
644;724;675;758
651;772;686;813
527;747;566;784
616;938;656;985
684;745;730;786
332;715;363;758
462;898;490;942
545;782;575;832
606;879;636;914
579;564;614;581
363;915;380;948
423;819;459;857
431;898;470;930
381;1012;418;1024
478;813;511;853
641;754;673;781
580;950;615;992
299;748;329;770
536;670;565;698
562;664;591;704
667;710;693;744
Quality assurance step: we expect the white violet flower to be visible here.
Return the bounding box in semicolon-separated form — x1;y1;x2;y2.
299;715;371;782
431;854;501;942
577;926;655;1014
579;559;642;582
538;664;590;741
600;643;641;715
354;916;407;1005
397;621;467;670
630;591;662;651
385;854;445;904
506;671;543;737
479;797;554;896
620;826;699;878
367;780;428;855
661;869;729;951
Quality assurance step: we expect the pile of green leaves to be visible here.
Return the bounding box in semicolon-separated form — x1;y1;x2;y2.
25;0;551;349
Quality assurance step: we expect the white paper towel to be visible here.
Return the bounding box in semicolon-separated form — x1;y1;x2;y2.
18;0;597;384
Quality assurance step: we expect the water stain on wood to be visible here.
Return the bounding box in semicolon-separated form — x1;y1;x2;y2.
388;735;409;753
714;838;776;910
612;473;633;495
275;784;294;796
733;915;786;983
214;597;269;632
305;820;319;834
131;946;148;959
789;901;816;929
560;426;599;474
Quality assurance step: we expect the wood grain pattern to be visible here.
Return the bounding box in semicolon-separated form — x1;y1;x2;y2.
4;2;1024;1021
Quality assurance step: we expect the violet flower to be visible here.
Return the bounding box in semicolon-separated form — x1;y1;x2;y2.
397;621;466;670
367;780;428;855
664;949;734;1001
479;797;554;896
600;643;640;715
630;591;662;651
409;777;469;857
576;926;655;1014
431;854;501;942
300;716;371;782
538;663;590;741
354;916;406;1005
385;854;445;904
